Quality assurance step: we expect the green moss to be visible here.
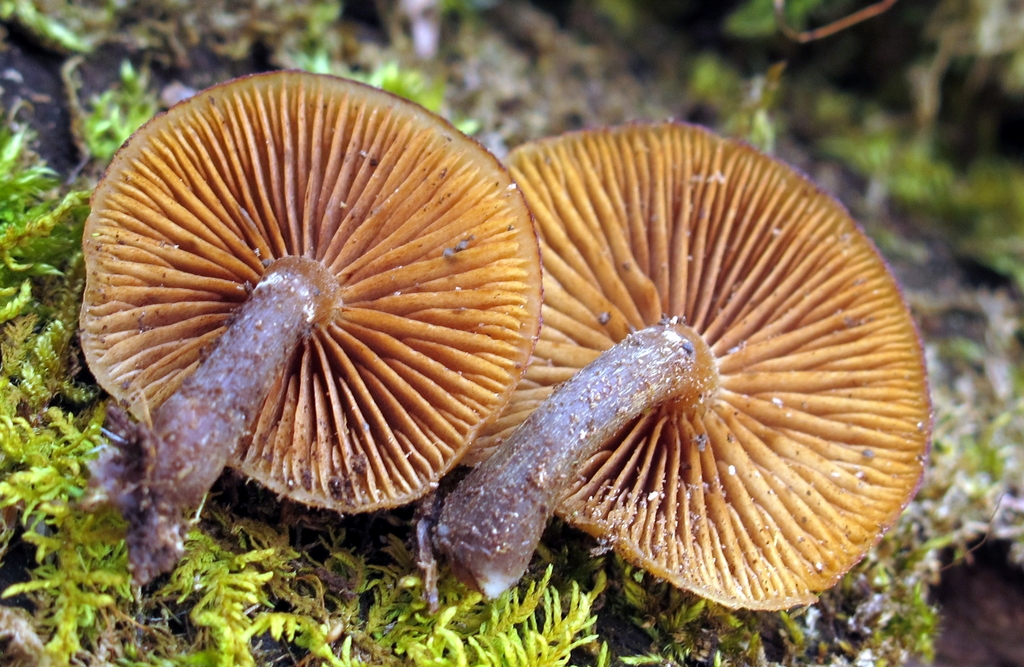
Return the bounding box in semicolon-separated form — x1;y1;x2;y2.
678;32;1024;291
687;55;786;153
345;62;447;117
0;128;88;314
688;55;745;120
151;514;330;666
376;556;599;666
0;0;100;53
813;103;1024;289
78;60;159;162
724;0;834;38
115;509;602;666
738;2;1024;289
293;57;481;136
1;1;348;68
0;121;127;664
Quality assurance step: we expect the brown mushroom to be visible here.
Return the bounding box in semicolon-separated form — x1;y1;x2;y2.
80;71;543;583
435;122;930;610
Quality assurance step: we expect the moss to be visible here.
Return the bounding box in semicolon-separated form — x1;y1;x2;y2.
812;99;1024;289
148;513;339;666
0;1;346;67
690;6;1024;290
0;128;86;314
754;2;1024;290
291;56;480;136
0;120;125;664
724;0;831;38
0;0;100;53
106;505;602;666
75;59;159;163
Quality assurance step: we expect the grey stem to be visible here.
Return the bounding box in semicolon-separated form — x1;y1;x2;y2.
434;319;718;598
92;255;339;584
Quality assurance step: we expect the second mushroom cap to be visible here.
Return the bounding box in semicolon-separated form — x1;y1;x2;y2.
470;122;931;610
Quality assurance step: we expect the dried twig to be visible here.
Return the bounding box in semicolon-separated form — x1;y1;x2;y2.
774;0;898;43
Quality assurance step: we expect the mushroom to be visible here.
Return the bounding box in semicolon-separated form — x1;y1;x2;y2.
80;71;543;583
435;122;931;610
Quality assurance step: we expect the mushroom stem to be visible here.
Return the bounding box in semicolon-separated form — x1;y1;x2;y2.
434;319;718;598
91;256;340;584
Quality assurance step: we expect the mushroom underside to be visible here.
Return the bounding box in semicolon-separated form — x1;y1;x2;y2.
464;122;930;610
80;71;543;581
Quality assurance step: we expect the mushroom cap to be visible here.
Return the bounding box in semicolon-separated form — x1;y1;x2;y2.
80;71;542;512
475;122;930;610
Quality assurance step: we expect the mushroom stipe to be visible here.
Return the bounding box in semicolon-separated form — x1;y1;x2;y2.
92;256;340;583
436;319;717;598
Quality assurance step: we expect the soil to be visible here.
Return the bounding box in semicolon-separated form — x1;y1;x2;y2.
932;543;1024;667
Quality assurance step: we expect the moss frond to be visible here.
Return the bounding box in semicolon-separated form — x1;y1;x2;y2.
246;612;350;667
290;54;480;135
0;127;57;212
79;60;159;162
686;54;784;152
611;557;763;665
155;514;303;666
0;111;128;664
131;513;603;666
0;0;98;53
0;125;88;297
724;0;831;38
0;402;132;662
372;548;599;667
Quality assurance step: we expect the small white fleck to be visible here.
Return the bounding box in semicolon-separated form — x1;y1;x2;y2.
695;433;707;452
2;68;25;84
771;397;784;408
728;465;736;476
258;272;285;288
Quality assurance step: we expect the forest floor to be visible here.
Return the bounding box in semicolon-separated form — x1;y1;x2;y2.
1;1;1023;665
